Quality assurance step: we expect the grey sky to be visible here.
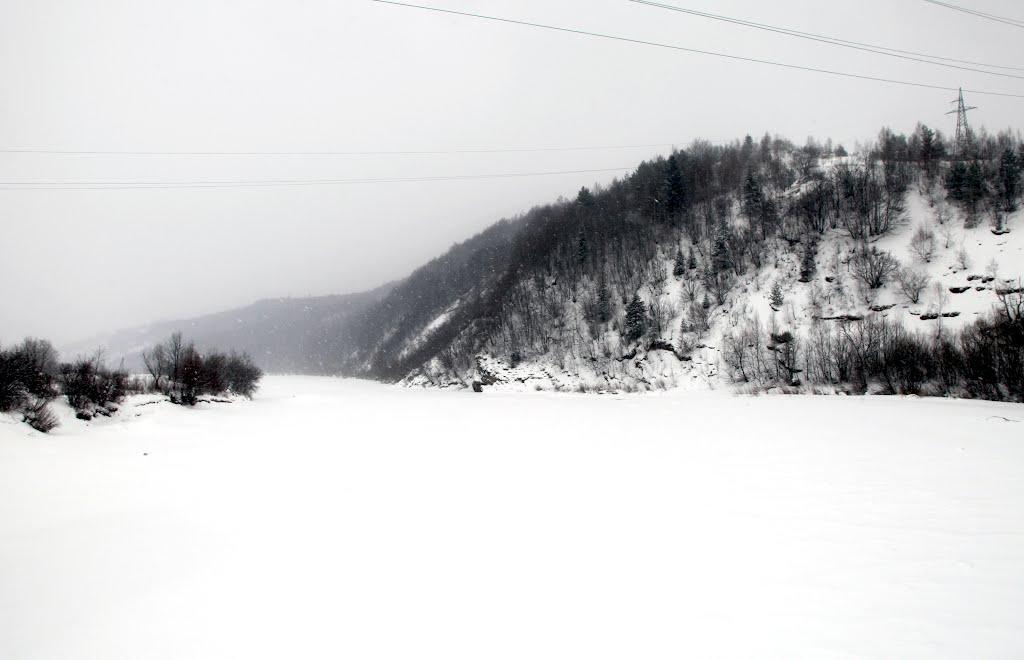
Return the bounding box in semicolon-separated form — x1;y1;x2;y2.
2;0;1023;345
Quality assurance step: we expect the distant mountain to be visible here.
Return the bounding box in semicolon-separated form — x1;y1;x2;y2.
65;283;394;374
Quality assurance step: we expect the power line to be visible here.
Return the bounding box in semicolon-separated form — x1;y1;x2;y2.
0;142;677;157
921;0;1024;29
367;0;1024;99
0;166;633;191
627;0;1024;78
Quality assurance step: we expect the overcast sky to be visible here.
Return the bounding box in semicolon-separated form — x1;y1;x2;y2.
2;0;1023;346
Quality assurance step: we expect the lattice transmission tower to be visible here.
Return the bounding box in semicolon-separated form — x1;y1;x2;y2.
946;87;977;158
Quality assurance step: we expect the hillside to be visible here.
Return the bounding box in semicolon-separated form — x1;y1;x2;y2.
333;127;1023;397
74;125;1024;398
66;283;393;374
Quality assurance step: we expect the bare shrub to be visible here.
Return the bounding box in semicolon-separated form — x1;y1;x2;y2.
895;267;930;304
908;224;936;262
22;400;59;433
0;338;60;432
59;356;129;417
850;246;899;289
141;334;263;404
955;247;971;271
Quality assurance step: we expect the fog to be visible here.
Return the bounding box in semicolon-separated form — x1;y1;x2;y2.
2;0;1022;345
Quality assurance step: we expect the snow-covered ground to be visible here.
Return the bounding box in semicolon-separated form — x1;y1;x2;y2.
2;376;1023;659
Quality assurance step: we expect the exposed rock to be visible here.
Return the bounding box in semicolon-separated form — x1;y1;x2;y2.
817;314;864;322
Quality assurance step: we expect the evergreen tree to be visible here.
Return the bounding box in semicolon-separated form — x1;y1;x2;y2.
711;218;733;274
596;279;611;323
917;124;942;177
673;248;686;278
962;161;987;222
740;135;755;162
624;294;647;341
999;148;1021;211
665;154;686;220
769;282;784;309
946;161;968;202
577;231;589;266
687;248;697;270
742;173;763;221
576;186;595;208
799;242;817;282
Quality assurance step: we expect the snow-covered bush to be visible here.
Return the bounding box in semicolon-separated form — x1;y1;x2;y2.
895;267;930;304
908;224;936;263
850;247;899;290
59;357;130;419
0;338;60;432
143;333;263;404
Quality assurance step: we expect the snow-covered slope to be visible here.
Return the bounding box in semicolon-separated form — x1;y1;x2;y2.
2;376;1023;659
64;283;394;374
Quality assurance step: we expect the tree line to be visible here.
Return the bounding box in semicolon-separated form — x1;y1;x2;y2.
0;333;261;432
723;286;1024;399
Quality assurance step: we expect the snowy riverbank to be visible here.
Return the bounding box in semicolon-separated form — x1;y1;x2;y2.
2;376;1023;658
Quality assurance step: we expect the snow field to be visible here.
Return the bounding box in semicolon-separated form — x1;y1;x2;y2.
1;376;1023;658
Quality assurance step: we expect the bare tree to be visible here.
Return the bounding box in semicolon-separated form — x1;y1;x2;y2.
850;247;899;289
895;267;930;304
142;344;167;392
954;247;972;271
937;222;960;250
908;224;936;262
680;276;701;303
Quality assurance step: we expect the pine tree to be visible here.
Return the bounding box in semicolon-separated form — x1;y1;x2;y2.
687;248;697;270
999;148;1021;211
964;160;987;223
946;161;968;202
577;231;589;266
576;186;595;208
673;248;686;278
596;280;611;323
624;294;647;341
742;173;763;220
711;219;732;274
665;154;686;220
799;242;816;282
769;282;784;309
918;124;938;177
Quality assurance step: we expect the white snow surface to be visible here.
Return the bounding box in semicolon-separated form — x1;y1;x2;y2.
2;376;1024;659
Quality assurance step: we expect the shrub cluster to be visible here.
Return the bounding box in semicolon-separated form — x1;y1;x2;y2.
1;332;262;432
723;288;1024;400
143;333;262;405
0;339;60;432
59;356;136;420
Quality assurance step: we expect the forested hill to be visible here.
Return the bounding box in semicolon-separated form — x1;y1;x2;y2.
337;124;1024;397
83;123;1024;397
65;284;393;374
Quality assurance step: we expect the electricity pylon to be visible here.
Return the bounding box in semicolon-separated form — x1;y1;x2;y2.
946;87;977;158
